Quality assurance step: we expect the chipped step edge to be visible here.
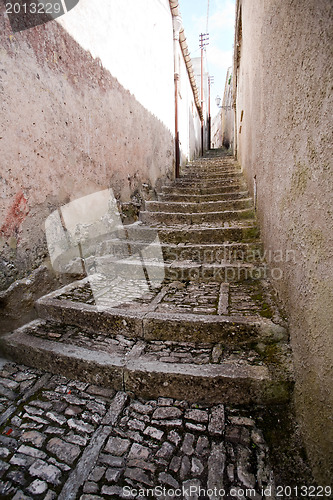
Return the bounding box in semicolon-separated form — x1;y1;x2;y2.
35;291;288;344
0;322;293;405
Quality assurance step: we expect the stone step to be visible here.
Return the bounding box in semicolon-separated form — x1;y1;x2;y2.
83;257;266;283
97;239;263;263
0;319;293;404
181;165;240;173
161;183;245;195
157;190;250;203
175;172;243;183
121;222;260;245
34;277;286;343
139;209;255;226
53;233;263;276
145;198;253;213
179;172;242;180
184;160;238;167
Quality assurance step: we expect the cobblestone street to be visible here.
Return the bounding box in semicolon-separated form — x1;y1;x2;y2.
0;361;291;499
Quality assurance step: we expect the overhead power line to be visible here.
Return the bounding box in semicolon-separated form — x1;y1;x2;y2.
206;0;210;35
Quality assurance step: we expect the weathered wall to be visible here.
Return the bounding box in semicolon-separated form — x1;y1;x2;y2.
192;56;210;152
0;2;175;290
177;42;202;162
234;0;333;482
211;110;222;149
221;67;234;150
57;0;175;133
58;0;203;165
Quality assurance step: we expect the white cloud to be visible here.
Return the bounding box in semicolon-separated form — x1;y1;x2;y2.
207;46;233;70
210;0;235;30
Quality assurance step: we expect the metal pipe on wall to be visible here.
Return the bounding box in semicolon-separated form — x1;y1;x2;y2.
169;0;203;176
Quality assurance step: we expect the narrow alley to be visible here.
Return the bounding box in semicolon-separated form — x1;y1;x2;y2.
0;151;312;499
0;0;332;496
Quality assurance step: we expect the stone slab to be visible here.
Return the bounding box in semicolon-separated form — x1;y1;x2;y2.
0;326;124;390
0;321;293;405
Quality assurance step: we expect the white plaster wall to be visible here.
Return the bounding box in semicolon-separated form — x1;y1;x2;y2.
222;68;234;149
57;0;175;132
177;46;202;162
211;110;222;148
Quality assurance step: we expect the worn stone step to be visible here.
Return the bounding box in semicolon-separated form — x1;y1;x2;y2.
179;172;242;181
120;222;260;245
68;222;259;257
161;183;245;195
157;190;250;203
0;320;293;404
87;258;266;283
61;252;267;283
0;151;296;412
145;198;253;213
139;209;255;226
182;162;240;169
34;278;286;343
181;165;240;174
166;260;267;282
177;169;242;178
175;173;243;184
97;239;263;263
188;162;236;168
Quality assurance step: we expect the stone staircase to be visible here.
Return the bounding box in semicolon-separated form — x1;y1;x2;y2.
0;151;294;405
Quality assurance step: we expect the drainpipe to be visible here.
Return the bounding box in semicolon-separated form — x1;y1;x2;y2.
233;101;237;157
173;15;182;178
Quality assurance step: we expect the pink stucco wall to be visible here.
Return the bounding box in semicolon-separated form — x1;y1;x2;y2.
0;5;174;288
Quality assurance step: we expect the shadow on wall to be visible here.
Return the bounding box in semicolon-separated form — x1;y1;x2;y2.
0;4;174;293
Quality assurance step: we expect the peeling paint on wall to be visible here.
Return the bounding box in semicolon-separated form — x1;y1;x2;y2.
0;191;29;240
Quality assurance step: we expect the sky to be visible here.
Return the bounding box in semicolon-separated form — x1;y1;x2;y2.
178;0;235;116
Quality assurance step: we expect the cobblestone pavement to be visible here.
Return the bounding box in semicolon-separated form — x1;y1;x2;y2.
0;362;283;499
53;278;281;322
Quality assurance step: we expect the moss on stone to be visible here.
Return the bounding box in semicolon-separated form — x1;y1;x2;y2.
290;162;311;197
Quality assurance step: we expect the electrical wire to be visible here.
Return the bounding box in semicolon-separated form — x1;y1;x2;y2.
206;0;210;34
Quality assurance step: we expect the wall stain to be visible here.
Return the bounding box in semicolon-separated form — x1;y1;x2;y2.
0;191;29;240
290;162;311;197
